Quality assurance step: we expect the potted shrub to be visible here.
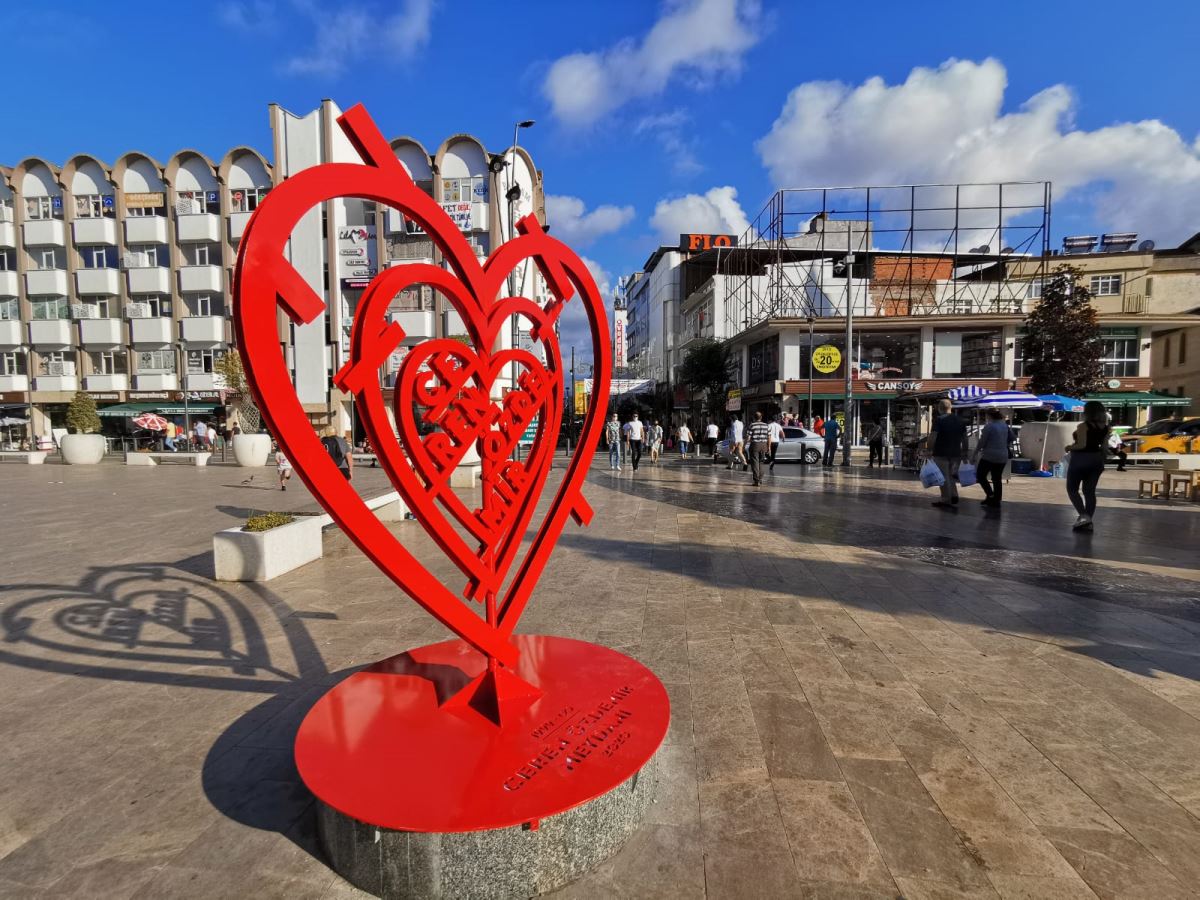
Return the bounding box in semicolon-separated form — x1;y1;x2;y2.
61;391;106;465
216;350;272;466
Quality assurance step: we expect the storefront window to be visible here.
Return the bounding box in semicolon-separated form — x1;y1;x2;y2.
933;330;1002;378
856;331;920;379
1100;328;1139;378
747;335;779;384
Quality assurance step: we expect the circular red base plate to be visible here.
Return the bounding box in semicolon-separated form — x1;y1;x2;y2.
294;635;671;833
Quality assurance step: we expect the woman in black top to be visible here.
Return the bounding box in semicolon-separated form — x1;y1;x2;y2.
1063;400;1110;531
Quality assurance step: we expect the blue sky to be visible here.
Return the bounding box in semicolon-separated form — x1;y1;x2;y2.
8;0;1200;321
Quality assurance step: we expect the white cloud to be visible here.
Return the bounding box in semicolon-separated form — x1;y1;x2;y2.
650;186;751;242
546;195;635;246
271;0;435;77
543;0;762;127
580;256;614;299
757;57;1200;244
635;110;703;176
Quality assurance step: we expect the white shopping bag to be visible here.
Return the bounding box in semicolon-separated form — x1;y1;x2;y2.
957;462;977;487
919;459;945;489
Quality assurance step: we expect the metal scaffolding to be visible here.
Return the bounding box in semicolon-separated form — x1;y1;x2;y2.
719;182;1052;337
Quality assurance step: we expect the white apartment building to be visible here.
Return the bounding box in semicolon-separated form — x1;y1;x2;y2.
0;100;547;443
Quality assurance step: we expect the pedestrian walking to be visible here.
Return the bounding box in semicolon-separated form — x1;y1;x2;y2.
866;419;886;467
704;421;719;458
625;412;645;471
767;415;784;472
821;416;841;466
677;421;692;457
321;425;353;481
928;399;968;508
746;411;772;486
973;408;1009;508
276;446;293;490
605;413;622;470
726;416;747;470
1107;429;1128;471
813;415;825;437
194;419;209;449
649;420;663;463
1064;400;1111;531
163;420;178;452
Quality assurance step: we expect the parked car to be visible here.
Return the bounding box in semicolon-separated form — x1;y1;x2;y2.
1124;418;1200;454
715;427;824;465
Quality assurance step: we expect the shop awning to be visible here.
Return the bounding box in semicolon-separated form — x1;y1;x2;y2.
96;402;166;418
1086;392;1192;408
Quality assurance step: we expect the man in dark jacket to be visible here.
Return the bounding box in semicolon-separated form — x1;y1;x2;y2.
928;399;968;508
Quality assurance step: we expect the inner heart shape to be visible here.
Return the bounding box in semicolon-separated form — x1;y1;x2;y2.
233;104;612;670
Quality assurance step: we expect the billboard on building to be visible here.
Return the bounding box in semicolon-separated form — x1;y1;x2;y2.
613;307;628;369
574;380;588;415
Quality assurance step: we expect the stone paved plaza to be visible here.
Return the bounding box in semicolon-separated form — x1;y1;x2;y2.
1;455;1199;898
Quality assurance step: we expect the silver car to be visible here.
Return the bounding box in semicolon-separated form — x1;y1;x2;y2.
715;426;824;465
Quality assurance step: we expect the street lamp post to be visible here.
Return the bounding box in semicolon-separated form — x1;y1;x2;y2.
506;119;534;461
806;316;814;424
21;344;33;449
176;341;190;444
842;224;855;467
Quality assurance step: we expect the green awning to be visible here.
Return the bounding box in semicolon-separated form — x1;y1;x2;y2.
1085;391;1192;408
96;402;165;418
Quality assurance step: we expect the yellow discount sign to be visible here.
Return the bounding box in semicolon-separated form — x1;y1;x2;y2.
812;344;842;374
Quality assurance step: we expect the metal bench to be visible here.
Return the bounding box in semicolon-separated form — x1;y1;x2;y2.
125;451;212;467
0;450;48;464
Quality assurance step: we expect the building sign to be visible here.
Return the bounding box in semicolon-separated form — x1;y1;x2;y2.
812;345;842;374
125;191;164;207
679;233;737;252
726;388;742;411
88;392;121;400
613;307;628;369
440;201;476;231
673;384;689;409
864;381;926;393
341;276;375;290
338;224;378;289
128;391;170;400
574;380;588;415
338;227;374;243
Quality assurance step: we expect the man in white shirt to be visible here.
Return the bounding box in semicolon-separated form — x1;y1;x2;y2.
768;416;785;472
726;416;747;470
705;421;719;458
624;412;645;471
194;420;208;448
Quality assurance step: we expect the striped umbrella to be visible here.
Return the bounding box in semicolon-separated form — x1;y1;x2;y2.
947;385;991;402
955;390;1043;409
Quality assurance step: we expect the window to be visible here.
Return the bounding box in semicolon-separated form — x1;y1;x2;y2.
183;243;211;266
1025;280;1045;299
187;294;221;316
84;246;115;269
1089;274;1122;296
24;196;60;220
39;351;74;375
137;349;175;373
1145;277;1153;298
128;295;170;317
1100;328;1139;378
175;189;217;215
0;351;22;375
91;350;127;375
0;298;17;320
442;176;486;203
187;349;219;374
74;194;113;218
0;249;13;271
1163;337;1172;368
31;297;68;320
125;244;159;267
229;186;269;213
1180;332;1188;366
38;249;61;270
0;199;12;223
80;296;112;318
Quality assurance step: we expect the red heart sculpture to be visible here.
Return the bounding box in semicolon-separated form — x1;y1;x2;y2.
233;104;611;671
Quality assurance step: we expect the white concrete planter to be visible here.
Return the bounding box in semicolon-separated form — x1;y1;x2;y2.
233;433;272;467
213;491;407;582
60;433;106;465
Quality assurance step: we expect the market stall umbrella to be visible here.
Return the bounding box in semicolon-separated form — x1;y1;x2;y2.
954;390;1043;410
1037;393;1084;413
947;385;991;402
132;413;170;431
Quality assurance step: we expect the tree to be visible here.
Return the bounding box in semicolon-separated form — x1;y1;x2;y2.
65;391;100;434
214;349;262;432
1021;266;1103;397
677;339;737;414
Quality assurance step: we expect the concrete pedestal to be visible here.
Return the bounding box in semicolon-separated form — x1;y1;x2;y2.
317;751;659;899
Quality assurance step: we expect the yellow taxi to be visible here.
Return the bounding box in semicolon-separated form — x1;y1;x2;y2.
1125;418;1200;454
